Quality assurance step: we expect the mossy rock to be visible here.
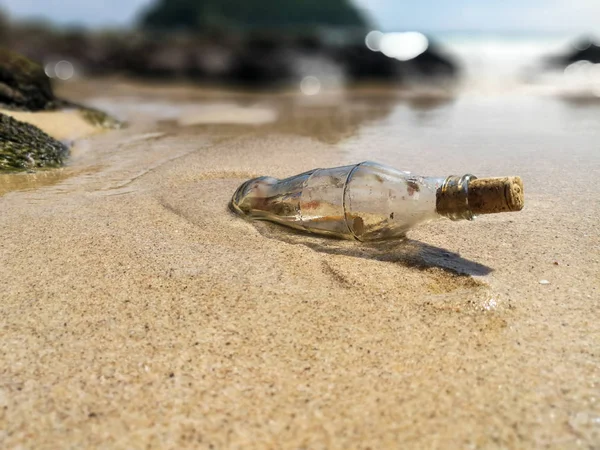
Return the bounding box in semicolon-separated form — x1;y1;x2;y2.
0;49;122;172
56;99;123;129
78;105;123;129
0;112;68;171
0;48;123;128
0;48;57;111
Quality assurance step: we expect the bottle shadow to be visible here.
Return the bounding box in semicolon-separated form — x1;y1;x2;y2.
253;221;493;276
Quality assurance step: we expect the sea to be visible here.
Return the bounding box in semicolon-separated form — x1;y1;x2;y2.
428;31;599;96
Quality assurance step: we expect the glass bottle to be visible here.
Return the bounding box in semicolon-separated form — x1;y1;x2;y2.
230;161;524;241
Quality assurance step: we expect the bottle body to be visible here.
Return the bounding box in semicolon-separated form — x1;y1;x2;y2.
231;161;449;241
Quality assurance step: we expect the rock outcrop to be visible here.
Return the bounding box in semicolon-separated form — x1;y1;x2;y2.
0;48;121;172
0;48;57;111
0;112;68;171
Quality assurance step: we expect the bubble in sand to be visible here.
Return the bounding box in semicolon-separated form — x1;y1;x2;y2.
483;298;498;311
539;280;550;285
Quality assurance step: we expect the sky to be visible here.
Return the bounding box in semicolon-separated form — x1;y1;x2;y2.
1;0;600;33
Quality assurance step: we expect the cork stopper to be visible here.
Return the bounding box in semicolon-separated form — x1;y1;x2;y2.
467;176;524;215
436;174;524;220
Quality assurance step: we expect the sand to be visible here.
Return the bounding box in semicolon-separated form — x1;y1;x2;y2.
1;84;599;449
0;109;100;142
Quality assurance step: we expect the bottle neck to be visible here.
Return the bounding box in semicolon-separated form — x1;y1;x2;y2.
435;174;477;221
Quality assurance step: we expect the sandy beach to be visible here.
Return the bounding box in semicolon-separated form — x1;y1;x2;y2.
1;82;599;448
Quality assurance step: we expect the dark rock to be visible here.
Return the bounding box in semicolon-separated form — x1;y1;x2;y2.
546;36;600;68
0;112;68;171
0;11;9;43
337;42;456;83
126;35;193;78
0;48;122;130
2;27;458;88
0;48;121;171
139;0;368;31
230;35;457;87
0;47;56;110
225;35;457;88
336;44;401;81
410;45;456;78
187;42;236;80
227;37;298;87
564;43;600;65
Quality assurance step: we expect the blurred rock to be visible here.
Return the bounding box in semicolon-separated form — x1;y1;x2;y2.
0;112;68;171
409;44;457;79
140;0;368;31
547;36;600;67
227;36;298;87
337;43;456;83
564;42;600;65
0;11;9;42
337;45;399;80
0;47;57;110
0;48;122;171
220;35;457;87
1;22;458;88
77;106;123;129
0;47;122;129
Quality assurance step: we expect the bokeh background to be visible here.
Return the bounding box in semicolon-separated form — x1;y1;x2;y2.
1;0;599;96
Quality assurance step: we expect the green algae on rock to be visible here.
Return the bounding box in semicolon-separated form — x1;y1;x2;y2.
0;112;68;171
77;106;123;129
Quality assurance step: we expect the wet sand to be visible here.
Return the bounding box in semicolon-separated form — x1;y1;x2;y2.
1;84;599;448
